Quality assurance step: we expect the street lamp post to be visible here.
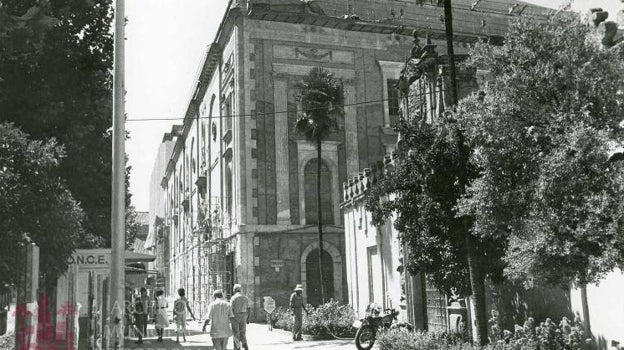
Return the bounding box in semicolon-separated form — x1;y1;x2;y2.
110;0;126;348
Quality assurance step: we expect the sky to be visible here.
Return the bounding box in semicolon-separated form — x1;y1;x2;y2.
125;0;228;212
125;0;623;213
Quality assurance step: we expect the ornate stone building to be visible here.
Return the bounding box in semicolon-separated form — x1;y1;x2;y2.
152;0;553;321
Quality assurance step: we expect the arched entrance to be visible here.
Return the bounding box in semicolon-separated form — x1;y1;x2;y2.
305;249;334;306
300;241;343;305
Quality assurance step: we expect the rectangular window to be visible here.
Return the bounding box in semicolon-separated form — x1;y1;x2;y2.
367;246;383;304
387;79;400;126
224;94;233;132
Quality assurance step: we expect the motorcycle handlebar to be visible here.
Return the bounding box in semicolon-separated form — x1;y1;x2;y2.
385;309;400;319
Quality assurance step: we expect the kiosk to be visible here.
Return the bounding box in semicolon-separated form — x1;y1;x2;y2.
56;249;155;350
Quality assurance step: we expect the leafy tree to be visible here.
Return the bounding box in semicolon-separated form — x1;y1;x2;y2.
125;178;141;250
0;123;86;288
456;13;624;288
368;13;624;343
0;0;139;248
295;67;344;304
0;3;59;83
366;117;504;344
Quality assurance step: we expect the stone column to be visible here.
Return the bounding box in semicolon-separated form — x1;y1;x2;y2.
15;243;39;350
344;82;359;177
274;77;290;223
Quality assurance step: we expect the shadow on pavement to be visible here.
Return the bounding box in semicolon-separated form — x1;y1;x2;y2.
124;338;212;350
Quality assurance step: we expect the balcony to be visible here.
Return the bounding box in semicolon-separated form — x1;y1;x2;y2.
195;175;207;198
223;148;233;163
222;128;232;145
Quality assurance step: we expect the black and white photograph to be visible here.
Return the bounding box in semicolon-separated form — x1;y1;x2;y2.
1;0;623;349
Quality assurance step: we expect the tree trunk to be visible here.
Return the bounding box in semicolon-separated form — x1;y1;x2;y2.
317;141;325;304
465;232;488;345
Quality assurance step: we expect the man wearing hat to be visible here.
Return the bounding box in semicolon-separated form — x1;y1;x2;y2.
289;284;309;341
230;284;250;350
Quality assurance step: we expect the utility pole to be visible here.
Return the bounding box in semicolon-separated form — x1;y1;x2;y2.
443;0;458;106
110;0;126;347
443;1;487;345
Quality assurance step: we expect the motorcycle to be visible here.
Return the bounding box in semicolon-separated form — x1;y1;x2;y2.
352;304;411;350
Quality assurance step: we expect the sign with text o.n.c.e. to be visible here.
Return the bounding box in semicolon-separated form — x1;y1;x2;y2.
67;254;109;265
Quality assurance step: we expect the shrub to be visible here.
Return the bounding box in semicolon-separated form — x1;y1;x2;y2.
377;328;434;350
377;328;480;350
273;306;293;331
303;299;356;338
0;332;14;350
378;315;586;350
272;299;356;338
489;312;586;350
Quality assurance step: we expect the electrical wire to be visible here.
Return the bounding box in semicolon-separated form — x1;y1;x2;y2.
126;2;555;124
125;97;395;122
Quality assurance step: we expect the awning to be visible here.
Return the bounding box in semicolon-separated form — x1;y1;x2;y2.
143;230;155;250
124;251;156;263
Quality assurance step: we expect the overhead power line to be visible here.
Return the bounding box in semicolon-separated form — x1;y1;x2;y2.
126;97;394;122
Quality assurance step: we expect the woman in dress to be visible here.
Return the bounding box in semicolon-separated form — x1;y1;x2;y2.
173;288;195;343
154;289;169;342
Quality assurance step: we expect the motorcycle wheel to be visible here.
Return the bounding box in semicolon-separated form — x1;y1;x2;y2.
355;325;376;350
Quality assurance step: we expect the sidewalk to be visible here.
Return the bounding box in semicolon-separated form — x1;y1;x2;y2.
126;322;356;350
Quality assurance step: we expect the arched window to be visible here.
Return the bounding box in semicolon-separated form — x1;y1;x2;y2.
305;249;334;306
225;165;233;222
209;95;217;143
304;158;333;225
191;138;196;173
201;123;206;164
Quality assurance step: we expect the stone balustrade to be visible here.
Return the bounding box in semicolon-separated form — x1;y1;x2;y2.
341;151;398;205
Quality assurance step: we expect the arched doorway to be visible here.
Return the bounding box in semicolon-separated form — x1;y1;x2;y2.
305;249;334;306
300;241;344;305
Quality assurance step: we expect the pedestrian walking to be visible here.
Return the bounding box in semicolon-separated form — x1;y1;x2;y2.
154;289;169;342
202;290;234;350
174;288;196;343
139;287;149;337
289;284;309;341
133;292;145;344
230;284;250;350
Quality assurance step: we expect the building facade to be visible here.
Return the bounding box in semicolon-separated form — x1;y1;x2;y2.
152;0;554;321
146;135;175;292
340;0;552;332
341;54;483;328
341;3;624;347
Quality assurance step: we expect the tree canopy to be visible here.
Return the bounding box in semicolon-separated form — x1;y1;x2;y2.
369;12;624;293
0;123;84;288
456;13;624;287
295;66;343;143
366;118;506;296
1;0;139;248
366;13;624;343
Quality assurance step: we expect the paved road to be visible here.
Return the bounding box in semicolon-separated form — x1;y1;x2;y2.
125;322;358;350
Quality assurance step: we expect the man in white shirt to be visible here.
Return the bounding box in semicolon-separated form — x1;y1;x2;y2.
203;290;234;350
230;284;250;350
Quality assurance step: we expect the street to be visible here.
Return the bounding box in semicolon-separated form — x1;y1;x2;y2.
125;323;357;350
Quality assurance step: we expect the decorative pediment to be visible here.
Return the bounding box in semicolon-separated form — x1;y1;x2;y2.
294;47;331;60
249;0;325;16
273;45;354;64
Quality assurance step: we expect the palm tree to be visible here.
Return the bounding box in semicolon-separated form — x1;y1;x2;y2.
295;67;344;304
